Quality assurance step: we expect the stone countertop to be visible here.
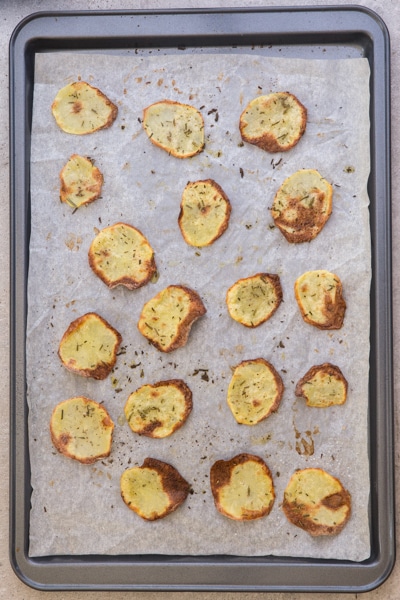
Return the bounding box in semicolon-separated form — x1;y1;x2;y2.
1;1;398;599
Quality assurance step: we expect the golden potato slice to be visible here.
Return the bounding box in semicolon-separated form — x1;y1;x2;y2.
58;312;122;380
295;363;348;407
50;396;114;464
51;81;118;135
60;154;103;209
283;468;352;536
124;379;192;438
239;92;307;152
142;100;205;158
227;358;283;425
178;179;231;247
138;285;206;352
226;273;282;328
88;222;156;290
294;270;346;330
210;453;275;521
271;169;333;243
120;458;191;520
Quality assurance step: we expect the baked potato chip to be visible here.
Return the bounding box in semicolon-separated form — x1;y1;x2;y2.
143;100;205;158
178;179;231;247
60;154;103;209
239;91;307;152
227;358;284;425
120;458;191;520
271;169;333;243
210;453;275;521
124;379;192;438
283;468;352;536
58;312;122;380
52;81;117;135
295;363;348;407
295;270;346;330
226;273;282;327
50;396;114;464
88;222;156;290
138;285;206;352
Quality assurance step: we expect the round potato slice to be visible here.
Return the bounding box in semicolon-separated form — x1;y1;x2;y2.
120;458;191;520
143;100;205;158
51;81;118;135
88;222;157;290
227;358;284;425
124;379;192;438
60;154;104;209
271;169;333;243
210;453;275;521
58;312;122;380
239;92;307;152
226;273;282;328
295;363;348;407
138;285;206;353
294;270;346;330
178;179;231;247
50;396;114;464
283;468;352;536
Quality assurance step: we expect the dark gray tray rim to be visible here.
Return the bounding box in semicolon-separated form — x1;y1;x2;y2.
9;5;394;593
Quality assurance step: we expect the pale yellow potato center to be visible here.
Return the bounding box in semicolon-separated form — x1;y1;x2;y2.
219;462;273;519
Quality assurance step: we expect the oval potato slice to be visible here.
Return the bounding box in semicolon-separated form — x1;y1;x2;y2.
60;154;104;209
51;81;118;135
138;285;206;352
58;312;122;380
271;169;333;243
178;179;231;247
210;453;275;521
227;358;284;425
124;379;192;438
226;273;282;328
295;363;348;407
88;222;157;290
143;100;205;158
120;458;191;520
239;92;307;152
294;270;346;330
50;396;114;464
283;468;352;536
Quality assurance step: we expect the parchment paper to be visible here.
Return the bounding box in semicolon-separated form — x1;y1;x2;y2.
28;51;371;560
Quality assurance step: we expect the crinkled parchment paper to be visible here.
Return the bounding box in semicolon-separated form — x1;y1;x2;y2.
28;51;371;560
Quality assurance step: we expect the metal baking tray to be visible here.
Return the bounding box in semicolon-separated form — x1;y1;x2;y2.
9;6;393;592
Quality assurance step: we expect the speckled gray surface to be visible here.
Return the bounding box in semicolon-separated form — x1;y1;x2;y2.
1;0;399;598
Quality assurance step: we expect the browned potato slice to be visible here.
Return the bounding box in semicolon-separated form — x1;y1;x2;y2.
120;458;191;520
295;363;348;407
58;312;122;380
124;379;192;438
142;100;205;158
60;154;103;209
178;179;231;247
294;270;346;330
283;468;352;536
227;358;283;425
271;169;333;243
239;92;307;152
138;285;206;352
50;396;114;464
51;81;118;135
88;222;156;290
210;453;275;521
226;273;282;328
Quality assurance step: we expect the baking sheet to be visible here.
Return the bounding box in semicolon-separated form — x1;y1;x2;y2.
28;50;371;561
9;6;393;592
